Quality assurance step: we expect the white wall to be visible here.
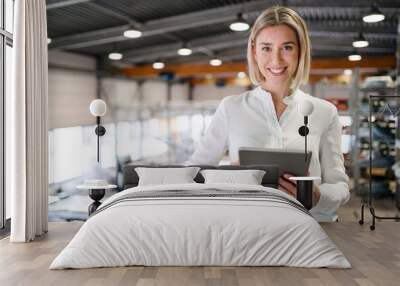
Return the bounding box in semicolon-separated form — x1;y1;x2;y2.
99;77;192;122
48;50;96;71
193;84;248;101
314;82;351;99
48;51;97;129
100;77;140;123
142;80;167;105
48;69;97;128
49;126;91;183
101;78;140;108
191;82;351;102
171;83;189;102
49;54;199;127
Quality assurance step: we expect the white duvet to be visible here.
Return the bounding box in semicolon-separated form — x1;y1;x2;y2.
50;183;351;269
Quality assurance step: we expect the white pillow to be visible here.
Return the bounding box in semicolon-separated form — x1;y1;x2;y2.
200;169;266;185
135;167;200;186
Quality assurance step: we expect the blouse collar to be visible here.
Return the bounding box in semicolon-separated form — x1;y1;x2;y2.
254;86;301;105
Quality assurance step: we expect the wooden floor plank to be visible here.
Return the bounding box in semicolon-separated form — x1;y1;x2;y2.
0;222;399;286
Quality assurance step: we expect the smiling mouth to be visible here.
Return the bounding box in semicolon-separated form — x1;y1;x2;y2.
267;67;287;76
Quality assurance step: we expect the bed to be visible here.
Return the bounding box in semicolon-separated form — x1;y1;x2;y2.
50;164;350;269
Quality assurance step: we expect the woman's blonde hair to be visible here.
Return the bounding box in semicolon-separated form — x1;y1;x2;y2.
247;6;311;90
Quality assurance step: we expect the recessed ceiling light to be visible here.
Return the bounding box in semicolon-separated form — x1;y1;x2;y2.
123;29;142;38
209;59;222;66
152;61;165;69
363;6;385;23
348;54;361;61
108;52;123;60
177;47;192;56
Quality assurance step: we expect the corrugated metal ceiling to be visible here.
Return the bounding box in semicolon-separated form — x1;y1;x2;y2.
95;0;253;22
46;0;399;66
47;3;126;37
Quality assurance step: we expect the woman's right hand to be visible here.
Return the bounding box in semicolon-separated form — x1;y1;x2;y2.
278;173;297;198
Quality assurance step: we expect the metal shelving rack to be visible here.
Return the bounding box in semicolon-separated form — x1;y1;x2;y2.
358;93;400;230
358;16;400;230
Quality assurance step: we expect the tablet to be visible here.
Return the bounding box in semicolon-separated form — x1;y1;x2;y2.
239;147;312;176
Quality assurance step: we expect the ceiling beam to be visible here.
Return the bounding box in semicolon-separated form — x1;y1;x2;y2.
308;30;395;41
123;33;248;63
156;49;247;66
123;46;395;67
118;30;394;64
51;21;396;51
49;24;131;47
118;55;396;78
121;62;247;77
164;48;395;66
311;44;393;53
49;0;400;50
46;0;92;10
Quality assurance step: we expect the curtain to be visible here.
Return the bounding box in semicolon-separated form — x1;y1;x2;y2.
9;0;48;242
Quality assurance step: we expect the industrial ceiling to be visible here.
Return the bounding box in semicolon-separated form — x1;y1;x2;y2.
46;0;399;70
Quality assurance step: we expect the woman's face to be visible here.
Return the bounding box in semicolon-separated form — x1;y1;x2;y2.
253;24;299;91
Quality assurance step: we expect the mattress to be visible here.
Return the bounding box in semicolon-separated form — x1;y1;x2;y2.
50;183;351;269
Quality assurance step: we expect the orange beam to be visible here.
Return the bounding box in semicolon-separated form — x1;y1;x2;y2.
119;55;395;78
120;62;247;77
189;73;372;86
311;55;395;69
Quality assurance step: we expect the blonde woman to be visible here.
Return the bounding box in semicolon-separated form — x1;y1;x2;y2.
188;6;349;220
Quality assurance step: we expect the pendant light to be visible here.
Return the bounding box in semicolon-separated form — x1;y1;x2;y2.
229;13;250;32
352;33;369;48
363;5;385;23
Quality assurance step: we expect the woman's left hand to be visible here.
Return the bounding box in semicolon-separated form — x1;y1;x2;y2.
278;173;321;207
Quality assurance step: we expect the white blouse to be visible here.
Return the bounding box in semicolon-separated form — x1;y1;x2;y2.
188;86;350;220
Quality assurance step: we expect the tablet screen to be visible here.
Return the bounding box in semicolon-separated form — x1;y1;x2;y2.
239;147;312;176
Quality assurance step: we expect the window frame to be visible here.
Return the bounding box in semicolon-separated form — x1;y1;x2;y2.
0;0;13;230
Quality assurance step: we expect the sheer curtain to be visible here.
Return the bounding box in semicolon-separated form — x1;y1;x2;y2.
8;0;48;242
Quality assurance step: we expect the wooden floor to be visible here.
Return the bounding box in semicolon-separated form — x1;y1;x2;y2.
0;221;399;286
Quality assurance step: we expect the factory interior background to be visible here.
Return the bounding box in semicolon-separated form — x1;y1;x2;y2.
2;0;400;224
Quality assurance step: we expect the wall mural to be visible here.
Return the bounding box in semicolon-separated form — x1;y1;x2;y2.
48;105;215;221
